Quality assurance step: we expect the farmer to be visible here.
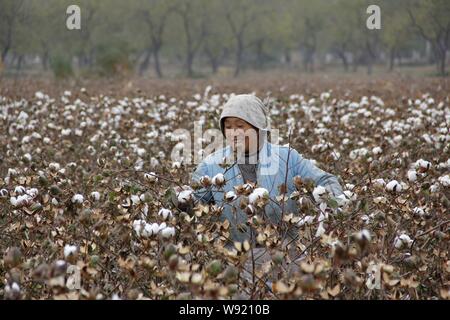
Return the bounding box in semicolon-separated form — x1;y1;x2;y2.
191;94;343;240
189;94;344;294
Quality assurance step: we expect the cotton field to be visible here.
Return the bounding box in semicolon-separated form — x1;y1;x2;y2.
0;80;449;300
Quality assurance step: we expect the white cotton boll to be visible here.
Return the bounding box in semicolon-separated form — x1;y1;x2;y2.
64;244;78;258
158;222;167;232
0;189;8;198
26;188;39;198
51;198;59;206
71;194;84;204
355;229;371;242
172;161;182;169
150;223;160;235
414;159;432;171
394;234;413;249
429;183;440;193
130;195;141;205
386;180;402;193
212;173;225;187
90;191;101;201
177;189;194;204
141;224;154;238
225;191;237;202
61;129;71;136
438;174;450;187
297;215;314;227
49;162;61;172
407;170;417;182
7;168;18;177
372;147;382;155
412;207;427;217
373;178;386;188
312;185;327;203
136;148;146;157
144;172;158;182
336;194;350;206
10;196;18;207
23;153;32;162
315;222;326;237
158;208;173;220
14;186;26;194
132;220;145;236
161;226;176;239
345;183;355;191
343;190;357;201
373;196;387;204
35;91;45;99
319;202;328;214
248;187;269;205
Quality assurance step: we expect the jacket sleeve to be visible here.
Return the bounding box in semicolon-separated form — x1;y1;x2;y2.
291;148;344;196
191;161;215;204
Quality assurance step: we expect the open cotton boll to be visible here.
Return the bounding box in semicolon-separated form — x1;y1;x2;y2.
90;191;101;201
407;170;417;182
26;188;39;198
414;159;432;171
0;189;8;198
142;224;155;238
144;172;158;183
14;186;26;194
394;234;413;249
297;215;314;227
438;174;450;187
373;178;386;188
355;229;371;242
386;180;402;192
212;173;225;187
225;191;237;202
312;185;327;203
177;189;194;204
64;245;78;258
150;223;160;235
315;222;326;237
130;195;141;205
248;187;269;205
161;226;176;238
132;220;146;236
71;194;84;204
372;147;383;155
158;208;173;220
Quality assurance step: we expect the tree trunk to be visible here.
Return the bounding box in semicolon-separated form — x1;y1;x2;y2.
389;47;395;72
234;40;243;77
205;48;219;74
153;47;163;78
284;49;291;65
186;52;194;78
16;54;23;72
139;49;152;76
337;51;349;72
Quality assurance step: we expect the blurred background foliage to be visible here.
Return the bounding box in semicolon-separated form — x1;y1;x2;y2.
0;0;449;78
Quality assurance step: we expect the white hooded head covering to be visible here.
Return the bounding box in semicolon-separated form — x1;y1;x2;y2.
219;94;271;135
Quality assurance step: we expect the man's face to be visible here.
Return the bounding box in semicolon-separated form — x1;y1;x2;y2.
223;117;258;154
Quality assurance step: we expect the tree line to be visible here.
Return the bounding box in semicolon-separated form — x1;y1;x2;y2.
0;0;449;77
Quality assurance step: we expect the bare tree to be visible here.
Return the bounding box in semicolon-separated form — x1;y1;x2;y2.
174;1;207;77
408;1;450;76
0;0;25;62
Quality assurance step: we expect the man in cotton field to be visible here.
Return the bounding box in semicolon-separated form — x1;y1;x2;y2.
189;94;344;293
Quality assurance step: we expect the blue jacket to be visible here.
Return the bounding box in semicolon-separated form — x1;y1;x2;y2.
191;141;343;242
